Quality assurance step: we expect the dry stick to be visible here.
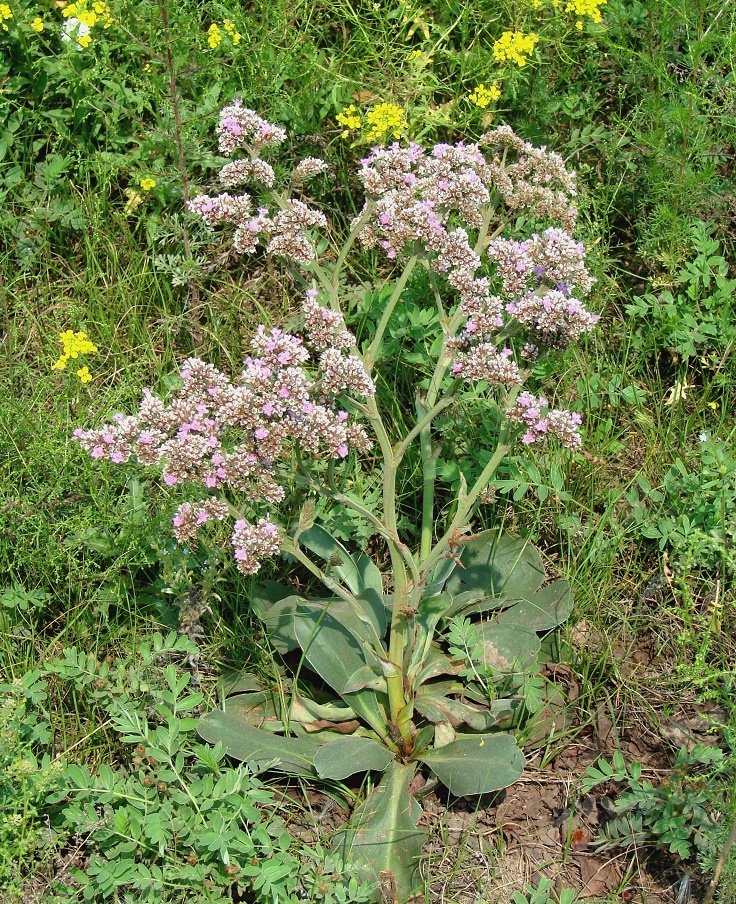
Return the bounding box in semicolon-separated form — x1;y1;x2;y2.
702;814;736;904
158;0;199;314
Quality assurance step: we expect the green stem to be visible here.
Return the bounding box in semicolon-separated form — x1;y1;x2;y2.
280;536;361;607
394;392;457;462
364;255;419;374
419;417;436;562
421;421;515;579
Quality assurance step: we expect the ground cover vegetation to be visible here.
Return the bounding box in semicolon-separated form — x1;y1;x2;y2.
0;0;735;902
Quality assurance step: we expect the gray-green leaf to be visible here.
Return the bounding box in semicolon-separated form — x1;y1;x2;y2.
417;733;524;796
314;736;394;780
333;761;425;901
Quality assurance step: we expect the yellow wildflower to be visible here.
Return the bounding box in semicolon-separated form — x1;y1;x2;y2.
207;23;222;49
492;31;539;68
364;102;407;142
336;104;362;138
31;16;44;32
77;9;97;27
468;83;501;109
139;177;157;191
76;366;93;383
0;3;12;30
223;18;241;44
52;330;98;374
77;32;91;47
92;0;113;27
565;0;606;24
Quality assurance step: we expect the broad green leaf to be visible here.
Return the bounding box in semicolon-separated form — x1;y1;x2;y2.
407;592;453;679
422;555;457;599
343;665;389;694
196;710;321;776
290;693;357;724
225;690;284;731
412;644;463;687
475;623;541;672
417;732;524;796
221;672;262;695
446;592;507;618
298;527;387;639
496;580;573;632
248;582;303;653
293;605;389;737
298;525;362;594
413;692;501;732
314;736;394;780
444;532;544;601
333;761;425;901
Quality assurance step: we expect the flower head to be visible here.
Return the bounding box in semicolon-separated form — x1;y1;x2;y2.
0;4;12;30
468;83;501;109
207;23;222;48
492;31;539;67
336;104;362;139
52;330;98;376
139;177;157;191
30;16;44;32
364;103;407;143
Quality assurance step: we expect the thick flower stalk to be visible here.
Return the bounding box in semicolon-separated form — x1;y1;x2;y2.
78;103;598;600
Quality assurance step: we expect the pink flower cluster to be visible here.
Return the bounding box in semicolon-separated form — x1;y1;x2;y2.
172;499;230;544
506;391;583;450
487;227;599;348
187;105;329;265
74;310;375;572
231;516;281;575
479;127;578;231
216;101;287;156
353;129;588;387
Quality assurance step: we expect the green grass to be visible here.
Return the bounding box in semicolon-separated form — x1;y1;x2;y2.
1;0;736;901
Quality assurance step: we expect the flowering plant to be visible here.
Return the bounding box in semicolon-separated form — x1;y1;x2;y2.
75;102;598;902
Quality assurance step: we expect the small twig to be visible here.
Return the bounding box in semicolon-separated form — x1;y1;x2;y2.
702;814;736;904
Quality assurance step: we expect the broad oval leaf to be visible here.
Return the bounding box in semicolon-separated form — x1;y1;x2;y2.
444;532;544;601
197;710;322;776
413;692;501;732
332;761;425;900
475;623;541;672
496;580;573;632
314;736;394;780
293;605;389;738
417;732;524;796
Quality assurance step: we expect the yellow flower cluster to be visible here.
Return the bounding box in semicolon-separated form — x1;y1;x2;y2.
0;3;12;31
565;0;607;28
139;177;157;191
223;19;241;44
51;330;98;383
207;19;241;49
31;16;44;32
336;104;362;138
468;83;502;108
63;1;113;29
364;103;407;142
492;31;539;68
207;23;222;48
